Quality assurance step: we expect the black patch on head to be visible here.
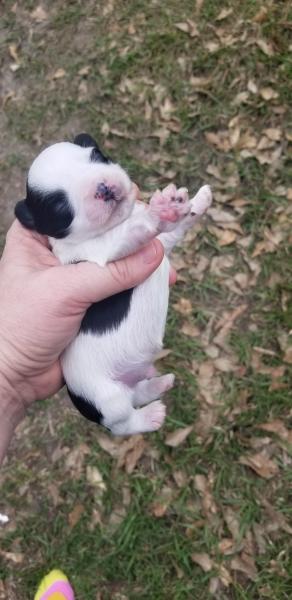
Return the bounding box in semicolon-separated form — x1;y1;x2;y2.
90;146;110;164
67;387;103;424
80;288;134;335
74;133;98;148
15;199;35;230
15;185;74;239
74;132;110;164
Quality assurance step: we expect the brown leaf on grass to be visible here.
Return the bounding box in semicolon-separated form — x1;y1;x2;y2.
259;87;279;101
205;131;231;152
173;297;192;315
215;7;233;20
124;436;147;474
165;425;193;447
156;348;172;360
230;552;258;581
31;5;48;21
239;452;279;479
0;551;24;564
86;466;107;490
190;75;212;88
257;494;292;535
283;347;292;364
107;506;127;531
52;67;66;80
193;408;217;440
174;20;199;37
8;44;20;64
170;253;188;271
256;39;274;57
213;305;247;348
65;443;90;476
253;6;268;22
172;470;188;488
68;504;84;529
150;486;173;517
194;474;218;516
189;255;210;281
191;552;213;572
258;420;292;444
224;507;240;539
208;227;237;246
96;433;120;457
181;322;200;337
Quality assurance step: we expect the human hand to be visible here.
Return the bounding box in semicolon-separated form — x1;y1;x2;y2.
0;221;171;463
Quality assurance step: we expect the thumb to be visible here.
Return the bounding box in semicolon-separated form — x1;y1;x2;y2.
58;239;164;307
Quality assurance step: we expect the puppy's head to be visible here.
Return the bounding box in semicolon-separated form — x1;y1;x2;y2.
15;134;136;241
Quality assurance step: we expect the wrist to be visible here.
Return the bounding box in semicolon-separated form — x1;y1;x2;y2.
0;373;26;464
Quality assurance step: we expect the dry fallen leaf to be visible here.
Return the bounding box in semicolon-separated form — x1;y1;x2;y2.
256;39;274;57
8;44;20;64
52;67;66;80
215;7;233;20
31;5;48;21
258;420;292;444
68;504;84;529
259;87;279;101
86;466;107;490
173;297;192;315
230;552;258;581
283;347;292;364
239;452;279;479
181;322;200;337
191;552;213;572
174;20;199;37
0;551;24;564
150;486;173;517
165;425;193;447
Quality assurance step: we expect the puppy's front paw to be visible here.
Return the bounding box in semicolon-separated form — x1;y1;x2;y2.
189;185;212;216
150;184;190;231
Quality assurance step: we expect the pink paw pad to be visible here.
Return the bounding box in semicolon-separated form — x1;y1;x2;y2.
143;400;166;431
150;185;190;223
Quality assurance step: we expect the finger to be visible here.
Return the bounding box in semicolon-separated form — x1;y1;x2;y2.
58;239;165;307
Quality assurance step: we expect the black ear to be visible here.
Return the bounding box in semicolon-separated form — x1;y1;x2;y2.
15;187;74;239
74;132;110;164
73;133;98;148
15;200;35;230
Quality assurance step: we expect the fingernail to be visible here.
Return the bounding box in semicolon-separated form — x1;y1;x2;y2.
139;241;158;264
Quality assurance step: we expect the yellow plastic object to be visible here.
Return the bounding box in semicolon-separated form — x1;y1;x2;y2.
34;570;69;600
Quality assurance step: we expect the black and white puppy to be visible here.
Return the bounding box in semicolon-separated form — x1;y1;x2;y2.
15;134;212;435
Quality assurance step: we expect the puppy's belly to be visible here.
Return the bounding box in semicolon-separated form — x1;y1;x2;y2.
62;256;170;398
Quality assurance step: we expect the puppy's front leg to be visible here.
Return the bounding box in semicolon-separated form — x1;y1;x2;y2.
158;185;212;255
106;184;190;262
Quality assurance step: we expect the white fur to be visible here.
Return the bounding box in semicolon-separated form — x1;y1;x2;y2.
29;142;212;435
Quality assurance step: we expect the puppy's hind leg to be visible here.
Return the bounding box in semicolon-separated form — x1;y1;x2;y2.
110;401;166;436
133;373;175;407
99;381;166;436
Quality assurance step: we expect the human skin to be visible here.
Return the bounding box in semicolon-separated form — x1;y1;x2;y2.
0;219;176;464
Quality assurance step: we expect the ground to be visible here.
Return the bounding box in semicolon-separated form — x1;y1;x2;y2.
0;1;292;599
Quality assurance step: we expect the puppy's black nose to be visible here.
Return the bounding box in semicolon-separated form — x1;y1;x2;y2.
96;183;115;202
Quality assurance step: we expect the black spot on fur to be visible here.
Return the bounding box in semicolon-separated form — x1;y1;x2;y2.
80;288;134;335
73;132;110;164
67;388;103;424
15;186;74;239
